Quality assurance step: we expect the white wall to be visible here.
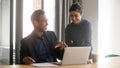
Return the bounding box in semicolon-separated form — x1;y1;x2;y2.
82;0;120;59
0;0;2;45
82;0;98;54
0;0;10;65
99;0;120;58
1;0;10;47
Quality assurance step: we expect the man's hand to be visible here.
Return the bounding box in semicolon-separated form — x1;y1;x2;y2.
55;41;68;50
23;57;36;65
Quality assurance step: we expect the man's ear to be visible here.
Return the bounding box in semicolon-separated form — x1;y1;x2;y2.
33;20;38;26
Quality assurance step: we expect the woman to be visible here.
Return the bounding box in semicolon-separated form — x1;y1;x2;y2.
65;3;92;63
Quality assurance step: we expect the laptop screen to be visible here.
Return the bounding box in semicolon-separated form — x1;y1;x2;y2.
61;47;91;65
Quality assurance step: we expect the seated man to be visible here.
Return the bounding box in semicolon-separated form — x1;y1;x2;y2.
20;9;66;65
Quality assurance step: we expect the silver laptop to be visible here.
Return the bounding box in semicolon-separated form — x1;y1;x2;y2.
55;47;91;65
31;47;91;66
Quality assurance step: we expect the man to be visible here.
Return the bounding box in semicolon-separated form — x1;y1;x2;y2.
20;9;66;64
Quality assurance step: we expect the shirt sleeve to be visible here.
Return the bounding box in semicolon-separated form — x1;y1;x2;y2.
65;25;71;46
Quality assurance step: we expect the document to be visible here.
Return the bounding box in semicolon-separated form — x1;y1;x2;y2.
31;63;58;66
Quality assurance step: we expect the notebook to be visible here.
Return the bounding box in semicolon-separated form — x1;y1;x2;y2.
54;47;91;65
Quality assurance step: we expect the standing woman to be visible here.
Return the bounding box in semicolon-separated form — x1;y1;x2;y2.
65;3;93;62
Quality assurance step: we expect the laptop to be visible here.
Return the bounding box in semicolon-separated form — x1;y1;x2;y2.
31;47;91;66
54;47;91;65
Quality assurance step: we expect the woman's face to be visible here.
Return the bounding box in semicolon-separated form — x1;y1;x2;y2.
70;11;82;24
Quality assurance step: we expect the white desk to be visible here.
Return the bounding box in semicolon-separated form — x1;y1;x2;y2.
0;57;120;68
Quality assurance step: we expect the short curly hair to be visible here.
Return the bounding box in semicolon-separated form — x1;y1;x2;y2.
69;3;83;14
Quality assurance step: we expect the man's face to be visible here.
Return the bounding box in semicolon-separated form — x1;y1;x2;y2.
70;11;82;24
35;14;48;32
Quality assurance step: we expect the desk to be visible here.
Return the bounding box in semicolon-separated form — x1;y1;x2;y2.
0;57;120;68
0;64;93;68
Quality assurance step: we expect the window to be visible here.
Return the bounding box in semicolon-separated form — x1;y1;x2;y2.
23;0;42;38
0;0;10;65
44;0;55;31
23;0;55;38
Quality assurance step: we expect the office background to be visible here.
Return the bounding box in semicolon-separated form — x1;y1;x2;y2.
0;0;97;65
1;0;120;65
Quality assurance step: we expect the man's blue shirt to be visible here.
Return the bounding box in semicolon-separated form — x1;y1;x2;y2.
36;36;54;62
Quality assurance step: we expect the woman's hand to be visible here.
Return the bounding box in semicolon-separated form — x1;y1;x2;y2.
55;41;68;50
23;57;36;65
87;59;93;64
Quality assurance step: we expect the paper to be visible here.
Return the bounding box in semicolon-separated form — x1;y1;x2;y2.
31;63;58;66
